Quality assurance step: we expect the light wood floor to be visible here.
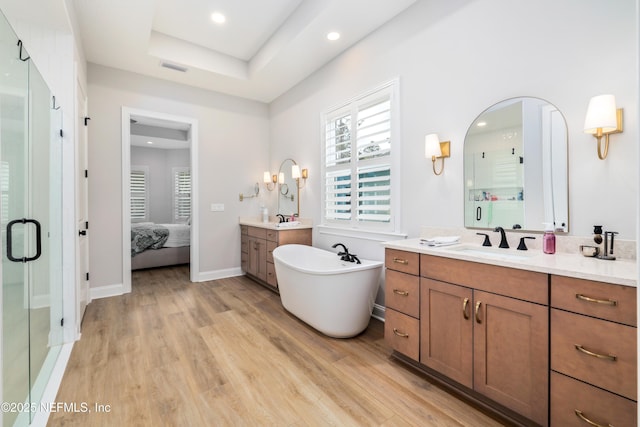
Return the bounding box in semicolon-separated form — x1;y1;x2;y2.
49;266;504;426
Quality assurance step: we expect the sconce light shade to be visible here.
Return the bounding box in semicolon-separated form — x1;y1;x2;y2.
278;172;285;184
425;133;450;176
291;164;301;179
584;95;617;133
263;171;277;191
424;134;441;158
583;94;623;160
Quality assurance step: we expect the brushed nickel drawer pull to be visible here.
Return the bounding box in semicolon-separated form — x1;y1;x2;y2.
574;409;614;427
393;328;409;338
475;301;482;323
576;293;618;306
462;297;470;319
574;344;617;362
393;289;409;297
393;257;408;265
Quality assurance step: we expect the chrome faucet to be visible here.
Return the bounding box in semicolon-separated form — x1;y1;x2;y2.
493;226;509;248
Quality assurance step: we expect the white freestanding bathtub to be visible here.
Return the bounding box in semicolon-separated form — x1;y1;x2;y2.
272;244;383;338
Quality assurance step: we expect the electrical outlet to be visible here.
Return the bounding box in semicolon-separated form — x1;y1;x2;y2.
210;203;225;212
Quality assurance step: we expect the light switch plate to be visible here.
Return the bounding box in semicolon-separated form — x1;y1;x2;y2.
210;203;225;212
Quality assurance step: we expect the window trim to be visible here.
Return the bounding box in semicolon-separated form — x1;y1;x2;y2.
320;78;401;235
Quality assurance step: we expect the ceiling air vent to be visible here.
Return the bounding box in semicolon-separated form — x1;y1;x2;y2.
160;62;188;73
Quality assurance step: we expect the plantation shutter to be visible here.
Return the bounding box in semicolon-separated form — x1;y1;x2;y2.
174;168;191;221
130;167;147;221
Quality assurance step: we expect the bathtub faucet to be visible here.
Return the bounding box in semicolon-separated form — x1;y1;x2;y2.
331;243;361;264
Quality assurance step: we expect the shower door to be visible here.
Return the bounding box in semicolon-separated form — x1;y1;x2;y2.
1;11;63;427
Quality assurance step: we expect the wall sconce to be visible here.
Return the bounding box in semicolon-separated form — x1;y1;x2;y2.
291;164;309;188
584;94;624;160
263;171;277;191
425;133;450;175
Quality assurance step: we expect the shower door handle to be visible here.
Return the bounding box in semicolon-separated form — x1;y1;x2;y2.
7;218;42;263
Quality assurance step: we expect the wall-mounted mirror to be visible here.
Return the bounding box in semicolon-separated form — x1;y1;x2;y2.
464;97;568;232
277;158;299;216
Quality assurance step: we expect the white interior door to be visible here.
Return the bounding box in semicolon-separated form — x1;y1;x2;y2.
76;80;89;323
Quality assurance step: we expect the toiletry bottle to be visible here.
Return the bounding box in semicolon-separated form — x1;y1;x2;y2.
542;223;555;254
262;206;269;223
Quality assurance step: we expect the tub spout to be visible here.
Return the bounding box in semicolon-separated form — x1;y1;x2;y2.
331;243;349;256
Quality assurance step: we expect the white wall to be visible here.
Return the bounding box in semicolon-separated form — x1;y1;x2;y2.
131;146;189;224
269;0;638;264
88;64;270;289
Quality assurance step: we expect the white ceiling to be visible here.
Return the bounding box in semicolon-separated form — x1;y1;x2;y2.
72;0;417;103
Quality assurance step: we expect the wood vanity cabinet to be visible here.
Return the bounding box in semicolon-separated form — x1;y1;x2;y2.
419;255;549;426
383;249;420;361
550;275;637;427
240;225;311;291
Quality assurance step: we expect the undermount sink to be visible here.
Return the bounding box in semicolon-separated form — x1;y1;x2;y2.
444;244;536;260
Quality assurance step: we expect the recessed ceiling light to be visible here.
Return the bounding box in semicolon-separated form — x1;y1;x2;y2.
327;32;341;41
147;141;153;145
477;121;487;127
211;12;226;24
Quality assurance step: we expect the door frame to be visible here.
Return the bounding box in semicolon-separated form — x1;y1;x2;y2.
120;107;199;292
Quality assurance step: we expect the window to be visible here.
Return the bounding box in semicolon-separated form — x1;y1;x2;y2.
322;80;399;232
130;165;148;222
173;167;191;222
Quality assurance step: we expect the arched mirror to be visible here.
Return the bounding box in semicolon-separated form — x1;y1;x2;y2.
277;158;299;216
464;97;568;232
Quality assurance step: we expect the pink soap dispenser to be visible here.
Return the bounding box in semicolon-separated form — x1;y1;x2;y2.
542;223;556;254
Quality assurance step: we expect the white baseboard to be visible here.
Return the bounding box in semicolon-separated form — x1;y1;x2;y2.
90;283;124;300
372;303;386;322
196;267;243;282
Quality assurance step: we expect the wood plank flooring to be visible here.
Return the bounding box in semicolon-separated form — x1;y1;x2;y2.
48;266;504;426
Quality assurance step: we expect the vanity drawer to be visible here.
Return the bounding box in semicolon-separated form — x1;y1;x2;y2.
551;371;636;427
385;249;419;276
384;308;419;361
241;225;248;235
266;229;278;242
551;275;636;326
385;269;419;318
266;262;277;288
420;255;548;305
266;241;277;263
247;226;267;239
551;309;637;400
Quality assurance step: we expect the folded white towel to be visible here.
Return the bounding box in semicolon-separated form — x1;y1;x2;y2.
420;236;461;247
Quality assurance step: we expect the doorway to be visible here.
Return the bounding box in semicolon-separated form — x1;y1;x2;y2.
121;108;199;293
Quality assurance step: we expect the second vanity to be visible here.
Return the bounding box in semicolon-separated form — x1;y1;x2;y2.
382;238;637;427
240;218;312;291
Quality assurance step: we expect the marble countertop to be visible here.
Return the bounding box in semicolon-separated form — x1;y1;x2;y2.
383;238;637;287
239;217;313;230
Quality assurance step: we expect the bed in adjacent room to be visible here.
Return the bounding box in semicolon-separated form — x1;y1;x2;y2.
131;222;190;270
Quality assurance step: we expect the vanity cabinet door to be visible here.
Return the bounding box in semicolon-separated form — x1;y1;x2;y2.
473;290;549;426
247;236;267;281
420;278;473;388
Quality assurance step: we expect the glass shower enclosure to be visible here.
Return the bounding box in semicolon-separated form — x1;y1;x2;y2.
1;10;64;427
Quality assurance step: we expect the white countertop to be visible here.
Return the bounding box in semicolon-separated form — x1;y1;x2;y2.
239;217;313;230
383;238;637;287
